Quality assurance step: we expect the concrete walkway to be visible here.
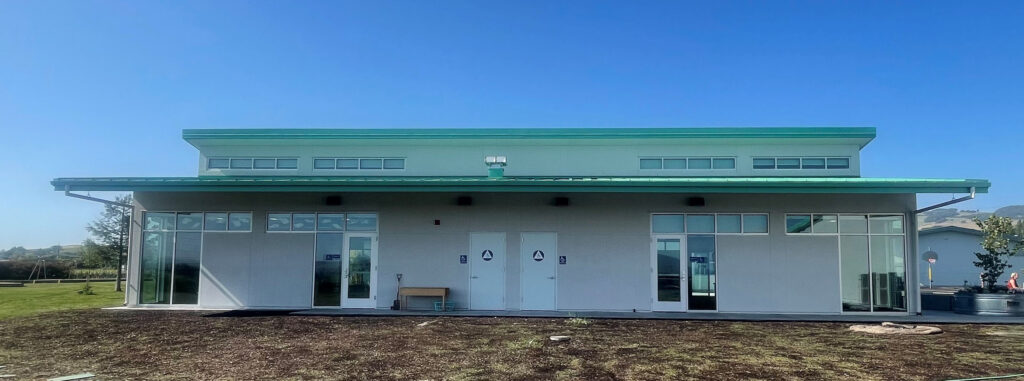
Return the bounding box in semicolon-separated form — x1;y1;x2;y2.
292;308;1024;324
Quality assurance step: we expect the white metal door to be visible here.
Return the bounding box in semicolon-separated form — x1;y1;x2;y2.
651;234;687;312
521;232;557;311
342;233;377;309
470;232;506;310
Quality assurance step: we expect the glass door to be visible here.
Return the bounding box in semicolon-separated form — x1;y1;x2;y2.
652;235;686;311
687;235;717;311
313;233;344;307
342;233;377;308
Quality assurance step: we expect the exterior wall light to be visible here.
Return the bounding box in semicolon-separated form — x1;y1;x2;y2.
485;155;507;178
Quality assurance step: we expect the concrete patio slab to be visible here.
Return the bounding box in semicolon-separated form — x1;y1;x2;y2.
291;308;1024;324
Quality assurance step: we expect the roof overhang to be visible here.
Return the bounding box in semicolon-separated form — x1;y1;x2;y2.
182;127;877;149
52;176;989;194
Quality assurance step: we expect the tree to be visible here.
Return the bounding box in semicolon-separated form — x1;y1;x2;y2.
81;239;118;268
973;216;1023;292
85;194;132;291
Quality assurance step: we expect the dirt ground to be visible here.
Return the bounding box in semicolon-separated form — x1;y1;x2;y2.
1;309;1023;380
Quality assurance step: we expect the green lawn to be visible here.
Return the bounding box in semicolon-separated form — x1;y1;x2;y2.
0;281;124;320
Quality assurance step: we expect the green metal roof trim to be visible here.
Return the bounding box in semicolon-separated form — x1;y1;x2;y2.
182;127;877;141
52;176;989;194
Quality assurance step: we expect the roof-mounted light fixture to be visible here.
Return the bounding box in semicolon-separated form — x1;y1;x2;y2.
485;155;507;179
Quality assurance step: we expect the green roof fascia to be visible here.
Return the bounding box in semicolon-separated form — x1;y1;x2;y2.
52;176;989;194
182;127;876;143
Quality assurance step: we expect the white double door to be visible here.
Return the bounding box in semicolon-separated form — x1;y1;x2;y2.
520;232;557;311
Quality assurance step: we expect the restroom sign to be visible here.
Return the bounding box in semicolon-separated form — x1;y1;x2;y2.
459;255;467;264
532;250;545;262
481;250;494;261
559;256;566;265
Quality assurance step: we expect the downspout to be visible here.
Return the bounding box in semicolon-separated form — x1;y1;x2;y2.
64;187;134;305
908;187;976;315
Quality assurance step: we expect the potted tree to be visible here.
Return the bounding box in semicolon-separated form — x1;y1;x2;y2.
953;216;1024;316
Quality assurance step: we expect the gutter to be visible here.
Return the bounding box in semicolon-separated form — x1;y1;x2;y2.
912;187;976;214
64;187;133;306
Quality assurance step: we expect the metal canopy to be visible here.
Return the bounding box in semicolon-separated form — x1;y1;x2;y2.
52;176;990;194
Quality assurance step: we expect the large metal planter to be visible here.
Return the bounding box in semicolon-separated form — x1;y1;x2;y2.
953;293;1024;316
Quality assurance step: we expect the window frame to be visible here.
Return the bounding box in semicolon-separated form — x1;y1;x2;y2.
640;157;737;171
312;157;406;171
265;212;379;233
208;156;300;170
650;213;769;235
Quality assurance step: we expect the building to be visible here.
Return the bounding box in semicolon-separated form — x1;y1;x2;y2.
919;225;1020;288
52;127;990;315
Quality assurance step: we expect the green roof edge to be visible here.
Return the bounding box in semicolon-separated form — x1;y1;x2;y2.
182;127;877;141
51;176;988;194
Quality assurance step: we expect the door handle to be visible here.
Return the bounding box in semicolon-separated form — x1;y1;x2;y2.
471;276;479;279
547;276;555;280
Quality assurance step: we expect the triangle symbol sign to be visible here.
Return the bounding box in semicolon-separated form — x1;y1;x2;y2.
533;250;544;261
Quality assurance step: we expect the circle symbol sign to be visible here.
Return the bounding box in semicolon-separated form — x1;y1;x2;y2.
481;249;494;261
532;250;544;262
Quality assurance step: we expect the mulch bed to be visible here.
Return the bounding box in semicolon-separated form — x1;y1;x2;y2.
1;309;1022;380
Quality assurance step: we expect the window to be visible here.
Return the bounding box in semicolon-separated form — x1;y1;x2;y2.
838;214;906;312
717;214;741;233
653;213;768;234
360;159;383;169
686;214;715;233
253;158;276;169
230;158;253;169
777;158;801;169
209;157;299;170
140;212;203;305
742;214;769;233
277;158;298;169
786;215;812;234
652;214;685;233
268;214;292;231
753;156;851;170
753;158;776;169
208;158;230;169
640;158;663;169
312;158;404;171
688;158;712;170
801;158;826;169
827;158;850;169
314;159;336;169
663;158;686;169
205;213;228;231
267;213;378;232
812;214;839;234
712;158;736;169
640;157;735;170
337;159;359;169
228;213;252;231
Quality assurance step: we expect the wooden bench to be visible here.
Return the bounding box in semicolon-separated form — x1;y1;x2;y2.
399;287;449;310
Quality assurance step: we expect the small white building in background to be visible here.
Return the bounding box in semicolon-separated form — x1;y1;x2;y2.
52;127;991;316
919;226;1020;287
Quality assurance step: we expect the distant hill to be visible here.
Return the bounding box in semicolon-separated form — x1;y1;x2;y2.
918;205;1023;230
994;205;1024;220
0;245;83;261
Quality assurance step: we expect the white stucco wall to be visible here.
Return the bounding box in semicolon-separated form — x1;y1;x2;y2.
127;192;916;314
919;230;1021;287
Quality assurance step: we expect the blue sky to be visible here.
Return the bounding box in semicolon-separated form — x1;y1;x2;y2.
0;1;1021;249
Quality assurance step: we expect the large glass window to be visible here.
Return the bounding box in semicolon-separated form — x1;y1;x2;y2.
140;231;173;304
141;212;230;305
687;235;717;310
840;235;871;312
172;232;201;304
313;233;344;307
268;213;378;233
835;214;907;312
347;236;373;299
